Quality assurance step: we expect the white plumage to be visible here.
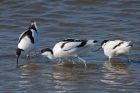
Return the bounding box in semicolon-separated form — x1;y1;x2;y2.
16;21;38;67
41;39;98;68
101;40;133;62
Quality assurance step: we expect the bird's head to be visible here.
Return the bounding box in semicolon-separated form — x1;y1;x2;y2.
41;48;54;59
29;20;37;31
101;40;109;48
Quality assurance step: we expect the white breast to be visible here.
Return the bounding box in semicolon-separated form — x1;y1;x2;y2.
18;36;34;53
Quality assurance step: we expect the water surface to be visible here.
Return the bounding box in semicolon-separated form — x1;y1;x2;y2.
0;0;140;93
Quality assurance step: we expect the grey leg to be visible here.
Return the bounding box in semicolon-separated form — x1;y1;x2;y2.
26;53;31;64
109;57;111;63
70;57;76;64
57;58;64;65
124;55;131;62
77;56;87;69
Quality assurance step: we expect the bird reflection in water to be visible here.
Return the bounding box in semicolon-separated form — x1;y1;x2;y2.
101;59;134;86
50;61;97;92
103;58;131;74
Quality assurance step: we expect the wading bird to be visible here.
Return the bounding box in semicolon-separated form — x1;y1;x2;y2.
41;38;98;68
16;21;38;67
101;40;133;62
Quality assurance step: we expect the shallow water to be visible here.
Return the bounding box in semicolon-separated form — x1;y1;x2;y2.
0;0;140;93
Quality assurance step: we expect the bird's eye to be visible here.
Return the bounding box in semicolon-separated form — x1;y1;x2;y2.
93;40;98;43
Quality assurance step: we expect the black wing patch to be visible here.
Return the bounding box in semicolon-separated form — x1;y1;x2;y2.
61;39;87;50
77;40;87;47
29;24;37;31
19;30;34;44
62;38;87;42
62;38;76;42
61;43;66;48
113;42;123;49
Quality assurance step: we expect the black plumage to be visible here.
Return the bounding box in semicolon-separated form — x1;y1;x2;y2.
18;29;34;44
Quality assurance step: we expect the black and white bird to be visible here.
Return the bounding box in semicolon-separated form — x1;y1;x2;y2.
16;21;38;67
41;39;98;68
101;40;133;62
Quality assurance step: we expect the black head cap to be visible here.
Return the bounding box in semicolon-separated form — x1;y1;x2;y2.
41;48;53;54
101;40;109;46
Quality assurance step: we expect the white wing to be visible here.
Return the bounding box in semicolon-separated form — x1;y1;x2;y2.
106;40;123;49
18;31;27;42
62;41;82;51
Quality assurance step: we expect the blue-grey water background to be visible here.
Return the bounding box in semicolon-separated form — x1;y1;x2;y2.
0;0;140;93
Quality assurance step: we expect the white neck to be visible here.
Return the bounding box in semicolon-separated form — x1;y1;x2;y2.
47;54;55;60
42;51;55;60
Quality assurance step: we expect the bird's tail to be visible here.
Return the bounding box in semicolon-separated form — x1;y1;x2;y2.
29;20;37;31
31;20;36;26
127;41;133;47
